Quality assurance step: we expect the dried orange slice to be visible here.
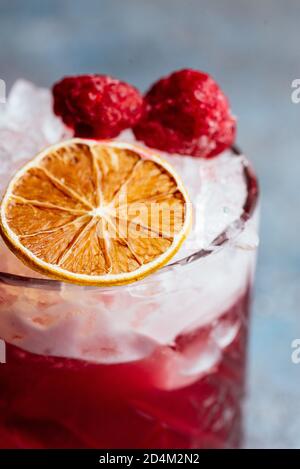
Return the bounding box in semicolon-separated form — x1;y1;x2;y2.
0;139;192;286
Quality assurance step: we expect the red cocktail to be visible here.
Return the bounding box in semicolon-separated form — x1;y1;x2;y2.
0;287;251;449
0;73;259;449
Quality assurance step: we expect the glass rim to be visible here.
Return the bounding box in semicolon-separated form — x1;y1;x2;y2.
0;145;259;291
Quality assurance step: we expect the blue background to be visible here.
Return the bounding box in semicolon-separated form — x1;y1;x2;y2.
1;0;300;447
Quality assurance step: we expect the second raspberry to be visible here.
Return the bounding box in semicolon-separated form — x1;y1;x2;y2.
134;69;236;158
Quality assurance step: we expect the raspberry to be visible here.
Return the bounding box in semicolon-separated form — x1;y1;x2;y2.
134;69;236;158
52;75;143;139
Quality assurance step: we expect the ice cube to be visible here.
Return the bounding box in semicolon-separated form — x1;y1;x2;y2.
0;80;72;195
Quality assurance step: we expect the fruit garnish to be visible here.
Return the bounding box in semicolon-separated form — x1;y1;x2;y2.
52;75;143;139
0;139;192;286
134;69;236;158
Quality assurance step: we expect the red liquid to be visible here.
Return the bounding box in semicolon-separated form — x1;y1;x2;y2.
0;288;250;449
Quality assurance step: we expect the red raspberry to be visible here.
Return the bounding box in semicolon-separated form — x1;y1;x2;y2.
52;75;143;139
134;69;236;158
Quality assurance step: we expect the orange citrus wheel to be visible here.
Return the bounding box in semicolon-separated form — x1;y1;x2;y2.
0;139;192;286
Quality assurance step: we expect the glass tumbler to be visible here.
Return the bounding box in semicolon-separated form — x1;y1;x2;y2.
0;158;258;449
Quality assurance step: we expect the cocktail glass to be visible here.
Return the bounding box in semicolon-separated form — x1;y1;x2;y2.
0;149;258;449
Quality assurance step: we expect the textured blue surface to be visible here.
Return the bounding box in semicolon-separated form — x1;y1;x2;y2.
1;0;300;448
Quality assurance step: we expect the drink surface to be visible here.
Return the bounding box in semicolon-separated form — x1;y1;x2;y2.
0;81;259;448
